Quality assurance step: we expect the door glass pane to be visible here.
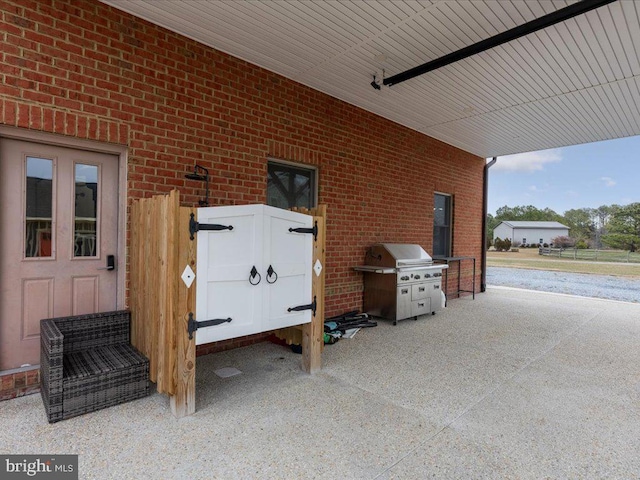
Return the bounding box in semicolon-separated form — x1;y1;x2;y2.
25;157;53;258
74;164;98;257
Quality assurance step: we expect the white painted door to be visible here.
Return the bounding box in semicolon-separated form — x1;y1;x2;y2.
195;205;263;345
262;206;313;330
195;205;313;345
0;139;119;370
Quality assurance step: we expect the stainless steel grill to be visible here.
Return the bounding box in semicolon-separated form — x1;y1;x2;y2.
354;243;448;324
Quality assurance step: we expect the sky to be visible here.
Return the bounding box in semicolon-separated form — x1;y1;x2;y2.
487;135;640;216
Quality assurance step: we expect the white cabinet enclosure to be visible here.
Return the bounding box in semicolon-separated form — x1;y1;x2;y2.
194;204;314;345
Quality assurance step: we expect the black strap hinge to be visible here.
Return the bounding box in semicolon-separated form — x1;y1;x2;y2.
287;295;317;317
187;312;232;339
288;220;317;241
189;213;233;240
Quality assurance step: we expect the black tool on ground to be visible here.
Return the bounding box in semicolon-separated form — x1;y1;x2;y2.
324;311;377;333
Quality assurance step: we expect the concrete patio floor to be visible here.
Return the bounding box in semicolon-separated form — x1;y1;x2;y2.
1;287;639;479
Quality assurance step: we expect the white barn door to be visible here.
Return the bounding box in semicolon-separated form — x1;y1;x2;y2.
195;205;313;345
262;206;313;331
195;205;263;345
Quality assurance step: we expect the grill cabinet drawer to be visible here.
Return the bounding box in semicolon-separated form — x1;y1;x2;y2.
411;283;428;300
411;298;431;317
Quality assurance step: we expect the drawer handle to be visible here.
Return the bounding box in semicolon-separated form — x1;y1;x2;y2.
401;288;409;294
418;287;425;292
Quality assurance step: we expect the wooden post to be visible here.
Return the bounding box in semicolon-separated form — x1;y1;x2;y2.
130;191;196;416
159;191;178;395
170;205;197;417
302;205;326;374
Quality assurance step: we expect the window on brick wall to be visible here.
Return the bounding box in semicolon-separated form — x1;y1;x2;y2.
267;160;317;209
433;193;452;258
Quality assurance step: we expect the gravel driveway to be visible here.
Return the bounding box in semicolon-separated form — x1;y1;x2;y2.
487;266;640;303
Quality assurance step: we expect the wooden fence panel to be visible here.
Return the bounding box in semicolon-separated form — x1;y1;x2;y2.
130;191;195;406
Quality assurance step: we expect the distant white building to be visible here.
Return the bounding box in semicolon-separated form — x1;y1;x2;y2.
493;221;570;246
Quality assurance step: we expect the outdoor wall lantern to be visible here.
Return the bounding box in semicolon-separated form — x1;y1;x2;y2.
185;164;210;206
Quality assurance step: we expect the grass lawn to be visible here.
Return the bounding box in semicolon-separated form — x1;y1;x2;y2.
487;248;640;278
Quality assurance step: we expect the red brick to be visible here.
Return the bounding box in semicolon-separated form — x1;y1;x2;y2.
1;100;16;124
0;391;16;401
13;372;26;389
26;369;39;386
29;104;42;129
1;374;14;392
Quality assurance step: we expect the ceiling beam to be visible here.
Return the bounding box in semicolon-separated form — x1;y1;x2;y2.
382;0;617;87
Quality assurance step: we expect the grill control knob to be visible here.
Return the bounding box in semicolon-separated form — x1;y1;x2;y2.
414;274;421;280
401;276;410;281
425;274;431;278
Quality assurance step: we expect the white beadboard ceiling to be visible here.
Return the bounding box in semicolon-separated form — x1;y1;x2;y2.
100;0;640;158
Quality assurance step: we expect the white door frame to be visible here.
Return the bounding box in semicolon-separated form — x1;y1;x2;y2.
0;126;128;310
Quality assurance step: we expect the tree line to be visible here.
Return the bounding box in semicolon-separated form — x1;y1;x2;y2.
487;203;640;252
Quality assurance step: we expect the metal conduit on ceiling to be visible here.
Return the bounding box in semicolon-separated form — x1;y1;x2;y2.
379;0;617;88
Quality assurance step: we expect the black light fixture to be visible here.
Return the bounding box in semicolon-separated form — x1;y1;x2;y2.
370;74;381;90
185;164;210;206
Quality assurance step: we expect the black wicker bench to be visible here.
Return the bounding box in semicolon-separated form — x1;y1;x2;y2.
40;310;149;423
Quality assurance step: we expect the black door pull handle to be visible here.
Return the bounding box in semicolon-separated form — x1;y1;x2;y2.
249;265;261;285
266;265;278;284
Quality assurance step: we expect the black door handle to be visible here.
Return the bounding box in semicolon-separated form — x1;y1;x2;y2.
249;265;261;285
97;254;115;271
266;265;278;284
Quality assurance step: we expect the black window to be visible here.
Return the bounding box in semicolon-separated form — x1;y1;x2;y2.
433;193;452;257
267;161;316;209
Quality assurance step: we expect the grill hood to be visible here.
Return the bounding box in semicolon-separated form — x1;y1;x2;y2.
366;243;433;268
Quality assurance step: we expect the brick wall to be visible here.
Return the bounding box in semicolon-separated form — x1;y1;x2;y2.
1;0;484;327
0;367;40;400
